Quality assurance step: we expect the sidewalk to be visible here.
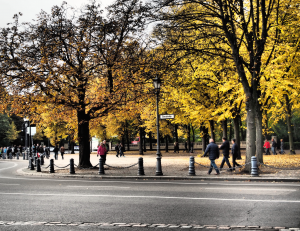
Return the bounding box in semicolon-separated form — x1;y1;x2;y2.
15;151;300;182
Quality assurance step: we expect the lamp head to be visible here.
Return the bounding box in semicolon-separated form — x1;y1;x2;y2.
153;76;161;90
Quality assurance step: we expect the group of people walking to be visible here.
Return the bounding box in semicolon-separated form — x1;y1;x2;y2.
0;145;22;158
202;137;241;175
263;138;285;155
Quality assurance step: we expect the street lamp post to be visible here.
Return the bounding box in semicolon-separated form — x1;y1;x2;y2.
23;119;28;152
24;117;32;157
153;76;163;176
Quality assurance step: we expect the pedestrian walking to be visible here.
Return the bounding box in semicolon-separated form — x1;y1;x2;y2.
98;142;107;164
280;139;285;154
184;141;188;152
271;138;277;155
60;146;65;160
202;139;220;175
231;138;241;170
218;137;232;171
119;143;125;157
174;142;179;153
54;146;59;159
190;141;194;153
263;139;271;155
115;143;119;157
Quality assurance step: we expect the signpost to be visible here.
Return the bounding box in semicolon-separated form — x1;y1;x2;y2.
160;114;175;120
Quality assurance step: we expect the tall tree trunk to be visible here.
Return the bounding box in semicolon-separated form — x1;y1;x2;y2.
139;126;143;155
77;109;92;167
284;94;295;154
256;108;263;163
187;124;191;151
209;120;215;141
143;129;146;152
240;116;245;141
149;132;153;151
233;115;241;159
222;119;227;139
165;136;169;152
200;124;208;154
174;124;178;143
191;125;195;142
245;97;256;172
229;119;232;140
126;124;130;151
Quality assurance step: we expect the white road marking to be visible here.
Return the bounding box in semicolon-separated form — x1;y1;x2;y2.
0;183;20;186
0;163;18;171
0;192;299;203
66;186;130;189
204;188;297;191
0;175;300;188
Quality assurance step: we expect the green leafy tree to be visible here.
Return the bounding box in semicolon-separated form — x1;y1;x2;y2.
5;121;19;145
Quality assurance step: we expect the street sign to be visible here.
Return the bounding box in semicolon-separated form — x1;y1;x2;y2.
160;114;175;119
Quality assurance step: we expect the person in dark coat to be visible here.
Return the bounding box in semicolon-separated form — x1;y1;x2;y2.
271;138;277;155
184;141;188;152
231;138;241;170
53;146;59;160
219;137;232;171
280;139;285;154
115;143;119;157
202;139;220;175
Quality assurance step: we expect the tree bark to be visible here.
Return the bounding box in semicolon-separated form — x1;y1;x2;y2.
165;136;169;152
284;94;295;154
209;120;215;141
222;119;227;139
245;97;256;172
200;124;208;154
139;126;143;155
233;115;241;160
187;124;191;152
256;108;264;163
149;132;153;151
126;124;130;151
77;109;92;168
174;124;178;143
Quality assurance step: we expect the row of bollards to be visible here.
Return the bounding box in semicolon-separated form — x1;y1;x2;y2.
29;158;76;174
11;154;259;177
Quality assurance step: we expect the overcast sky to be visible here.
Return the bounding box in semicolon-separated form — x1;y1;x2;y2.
0;0;113;28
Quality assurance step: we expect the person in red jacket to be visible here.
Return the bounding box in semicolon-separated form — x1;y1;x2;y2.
263;139;271;155
97;142;107;164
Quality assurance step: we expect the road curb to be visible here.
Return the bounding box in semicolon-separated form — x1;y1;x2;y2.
16;168;300;182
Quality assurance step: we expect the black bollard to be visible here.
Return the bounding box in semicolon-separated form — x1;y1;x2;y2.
26;150;29;160
23;152;25;160
70;158;75;174
17;152;19;160
9;153;12;159
188;156;196;176
49;159;55;173
98;158;105;175
138;157;145;176
251;156;259;177
30;158;35;170
36;158;41;172
41;155;44;165
2;153;4;159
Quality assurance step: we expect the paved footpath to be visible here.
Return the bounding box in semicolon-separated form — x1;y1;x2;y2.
13;152;300;182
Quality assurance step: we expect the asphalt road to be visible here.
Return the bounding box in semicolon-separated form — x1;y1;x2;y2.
0;160;300;231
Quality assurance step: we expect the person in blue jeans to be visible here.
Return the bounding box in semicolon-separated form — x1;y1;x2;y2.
218;137;232;171
202;139;220;175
